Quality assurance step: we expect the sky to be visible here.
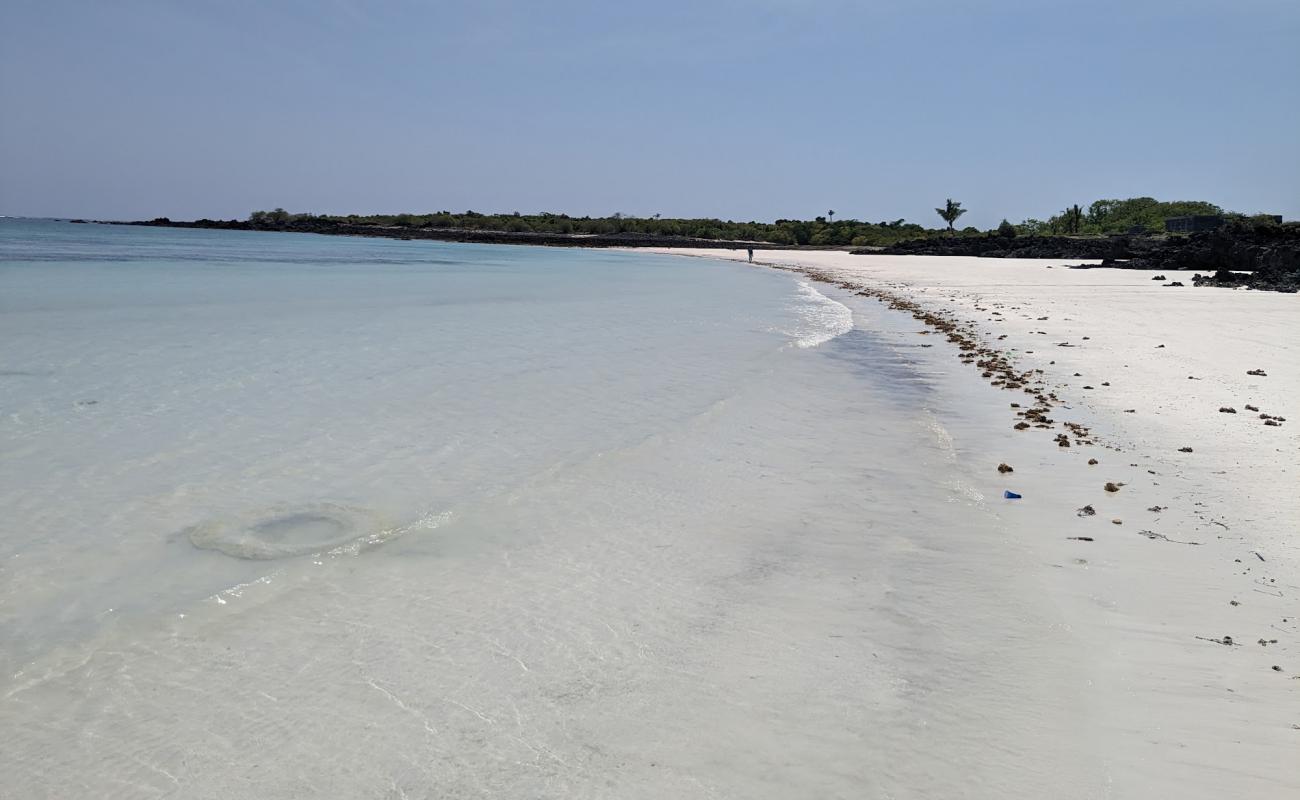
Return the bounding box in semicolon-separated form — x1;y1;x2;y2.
1;0;1297;228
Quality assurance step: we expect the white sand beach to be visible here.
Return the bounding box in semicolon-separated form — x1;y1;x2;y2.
648;247;1300;796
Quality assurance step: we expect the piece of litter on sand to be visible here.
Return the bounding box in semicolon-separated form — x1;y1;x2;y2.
1196;635;1237;646
1137;530;1201;545
1067;536;1094;542
1003;490;1022;499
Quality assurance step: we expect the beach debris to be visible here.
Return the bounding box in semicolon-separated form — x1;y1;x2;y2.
1055;434;1071;447
1088;458;1098;465
1258;639;1278;646
1111;518;1123;525
1273;665;1284;672
1265;419;1281;426
1123;408;1136;413
1152;275;1166;280
1014;422;1030;430
1010;402;1020;408
1188;375;1200;380
1196;635;1236;646
1067;536;1094;542
1156;343;1166;348
1230;600;1240;606
997;463;1014;473
1163;281;1184;287
1178;446;1194;453
1138;530;1201;545
1246;369;1268;377
1253;551;1266;562
1083;385;1095;390
1100;381;1109;385
1148;505;1166;512
1104;482;1120;493
1219;406;1237;414
1003;490;1022;500
1077;505;1096;517
1245;404;1259;412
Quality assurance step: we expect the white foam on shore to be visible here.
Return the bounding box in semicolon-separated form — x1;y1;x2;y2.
785;281;854;348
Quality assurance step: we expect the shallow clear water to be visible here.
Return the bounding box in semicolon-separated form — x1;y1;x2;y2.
0;220;1086;798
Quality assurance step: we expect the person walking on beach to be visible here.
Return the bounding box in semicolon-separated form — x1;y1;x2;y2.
747;248;754;263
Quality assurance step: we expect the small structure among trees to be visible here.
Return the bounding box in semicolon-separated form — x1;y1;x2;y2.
1164;215;1225;233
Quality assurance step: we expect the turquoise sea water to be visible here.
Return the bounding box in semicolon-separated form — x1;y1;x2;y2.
0;220;1078;798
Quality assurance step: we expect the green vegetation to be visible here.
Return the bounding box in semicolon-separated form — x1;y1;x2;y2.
1030;197;1229;235
245;209;942;247
241;196;1282;246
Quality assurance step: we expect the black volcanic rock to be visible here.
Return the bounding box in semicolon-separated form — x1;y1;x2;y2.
861;222;1300;292
119;217;782;251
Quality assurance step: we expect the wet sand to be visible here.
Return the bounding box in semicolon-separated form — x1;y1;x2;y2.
647;247;1300;796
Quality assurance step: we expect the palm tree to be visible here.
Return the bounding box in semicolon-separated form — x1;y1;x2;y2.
828;209;835;223
1064;204;1083;234
935;199;966;232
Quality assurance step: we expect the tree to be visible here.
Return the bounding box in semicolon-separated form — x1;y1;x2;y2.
827;209;835;222
1063;204;1083;234
935;199;966;232
997;218;1017;238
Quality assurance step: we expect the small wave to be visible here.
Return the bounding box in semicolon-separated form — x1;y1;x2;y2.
786;282;854;348
326;510;453;557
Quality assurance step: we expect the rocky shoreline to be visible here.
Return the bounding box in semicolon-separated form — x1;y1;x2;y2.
866;222;1300;292
108;217;778;251
106;217;1300;292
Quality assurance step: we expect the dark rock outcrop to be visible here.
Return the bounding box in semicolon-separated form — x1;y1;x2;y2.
117;217;780;251
868;234;1156;261
863;222;1300;292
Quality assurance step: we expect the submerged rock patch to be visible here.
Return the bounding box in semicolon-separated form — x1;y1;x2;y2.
188;503;384;560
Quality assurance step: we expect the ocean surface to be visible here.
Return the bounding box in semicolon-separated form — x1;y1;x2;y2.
0;220;1079;798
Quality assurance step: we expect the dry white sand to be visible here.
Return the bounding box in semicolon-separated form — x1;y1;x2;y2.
648;247;1300;796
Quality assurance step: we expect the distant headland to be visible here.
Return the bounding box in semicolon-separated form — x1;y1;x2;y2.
96;196;1297;291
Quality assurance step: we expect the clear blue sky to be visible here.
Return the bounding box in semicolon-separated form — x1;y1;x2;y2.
2;0;1296;228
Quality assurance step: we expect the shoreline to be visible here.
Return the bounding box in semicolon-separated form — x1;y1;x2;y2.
69;216;1299;291
84;217;783;251
645;246;1300;794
